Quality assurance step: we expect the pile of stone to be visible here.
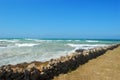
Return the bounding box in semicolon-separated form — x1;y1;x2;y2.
0;44;119;80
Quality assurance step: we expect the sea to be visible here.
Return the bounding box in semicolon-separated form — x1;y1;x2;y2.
0;38;120;66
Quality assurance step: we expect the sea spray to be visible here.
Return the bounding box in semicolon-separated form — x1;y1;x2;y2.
0;38;120;66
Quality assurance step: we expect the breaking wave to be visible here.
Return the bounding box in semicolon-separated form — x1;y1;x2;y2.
15;43;39;47
67;43;107;50
0;38;119;66
86;40;99;42
0;39;19;43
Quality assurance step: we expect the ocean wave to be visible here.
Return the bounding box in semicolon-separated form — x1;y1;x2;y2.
24;39;82;42
24;39;54;42
36;40;53;42
0;39;19;43
0;44;8;48
15;43;39;47
74;40;81;41
67;43;107;50
86;40;99;42
67;43;107;47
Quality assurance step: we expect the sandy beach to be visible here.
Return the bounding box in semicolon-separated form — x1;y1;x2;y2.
53;46;120;80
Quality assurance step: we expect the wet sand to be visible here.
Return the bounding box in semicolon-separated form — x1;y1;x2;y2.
53;46;120;80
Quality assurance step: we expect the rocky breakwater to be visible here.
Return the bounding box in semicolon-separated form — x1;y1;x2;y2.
0;44;120;80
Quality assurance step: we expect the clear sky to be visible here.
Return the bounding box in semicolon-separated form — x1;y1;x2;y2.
0;0;120;39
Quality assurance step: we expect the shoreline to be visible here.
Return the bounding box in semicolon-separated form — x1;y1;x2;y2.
53;45;120;80
0;44;120;80
0;38;120;66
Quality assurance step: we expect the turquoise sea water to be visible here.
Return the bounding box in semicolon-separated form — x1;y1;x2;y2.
0;38;120;66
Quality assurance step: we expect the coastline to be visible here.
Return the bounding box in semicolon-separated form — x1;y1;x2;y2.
53;45;120;80
0;38;120;66
0;44;119;80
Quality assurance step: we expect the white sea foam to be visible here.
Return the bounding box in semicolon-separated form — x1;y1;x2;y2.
0;38;117;66
86;40;99;42
0;39;19;43
34;40;46;42
24;39;45;42
33;39;53;42
67;43;108;50
0;44;8;48
38;51;69;62
15;43;39;47
24;38;36;41
67;43;107;47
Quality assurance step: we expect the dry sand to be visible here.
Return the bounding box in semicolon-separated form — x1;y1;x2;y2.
53;46;120;80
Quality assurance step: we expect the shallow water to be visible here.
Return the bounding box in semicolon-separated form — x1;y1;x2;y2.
0;38;120;66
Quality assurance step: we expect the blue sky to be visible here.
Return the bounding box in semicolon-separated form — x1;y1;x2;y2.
0;0;120;39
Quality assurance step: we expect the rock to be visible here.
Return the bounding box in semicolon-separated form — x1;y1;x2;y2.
40;72;49;80
75;49;84;53
30;68;40;80
27;63;36;69
24;70;30;80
